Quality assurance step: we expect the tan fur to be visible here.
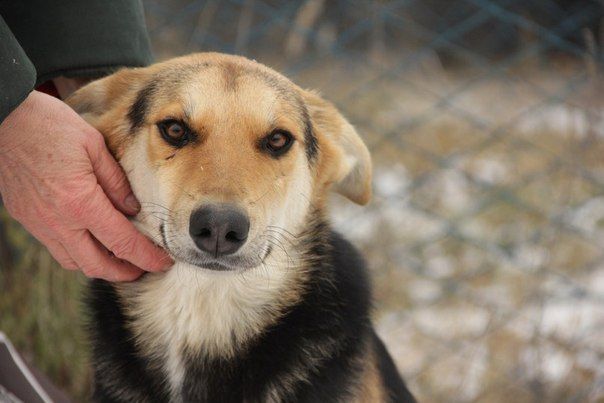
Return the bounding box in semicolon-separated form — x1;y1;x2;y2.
67;52;374;398
302;90;372;205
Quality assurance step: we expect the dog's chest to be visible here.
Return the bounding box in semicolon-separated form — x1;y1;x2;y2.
117;262;299;397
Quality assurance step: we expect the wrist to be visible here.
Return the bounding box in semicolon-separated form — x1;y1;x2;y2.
0;91;32;147
0;91;47;151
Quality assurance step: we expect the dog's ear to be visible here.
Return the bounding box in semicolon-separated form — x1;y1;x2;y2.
302;90;372;205
66;68;146;126
66;68;148;155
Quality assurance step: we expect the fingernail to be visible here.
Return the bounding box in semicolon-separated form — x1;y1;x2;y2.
125;193;141;213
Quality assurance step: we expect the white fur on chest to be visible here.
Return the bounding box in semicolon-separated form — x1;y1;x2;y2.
118;260;303;398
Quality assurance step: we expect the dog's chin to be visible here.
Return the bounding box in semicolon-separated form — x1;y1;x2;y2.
188;260;240;272
168;245;273;273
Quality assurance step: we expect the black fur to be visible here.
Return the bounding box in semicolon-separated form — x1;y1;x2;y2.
86;281;170;402
302;108;319;163
373;330;417;402
87;222;415;402
127;81;156;132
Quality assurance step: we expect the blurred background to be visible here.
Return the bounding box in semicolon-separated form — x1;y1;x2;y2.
1;0;604;401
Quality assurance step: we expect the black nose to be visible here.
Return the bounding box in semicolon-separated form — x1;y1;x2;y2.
189;204;250;256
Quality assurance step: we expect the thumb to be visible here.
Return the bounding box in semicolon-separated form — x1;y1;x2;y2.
86;132;140;216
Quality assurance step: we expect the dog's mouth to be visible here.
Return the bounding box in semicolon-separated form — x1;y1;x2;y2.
180;245;273;272
195;261;237;271
159;223;273;272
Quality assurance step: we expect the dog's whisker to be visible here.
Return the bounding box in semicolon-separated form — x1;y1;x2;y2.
260;239;295;269
258;237;289;259
261;231;296;246
265;225;300;239
139;201;174;211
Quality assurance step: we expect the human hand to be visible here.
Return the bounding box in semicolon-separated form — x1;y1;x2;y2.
0;91;173;281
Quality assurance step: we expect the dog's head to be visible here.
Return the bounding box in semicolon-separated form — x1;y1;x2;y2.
68;53;371;271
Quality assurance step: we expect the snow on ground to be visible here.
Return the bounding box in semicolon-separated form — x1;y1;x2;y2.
329;132;604;401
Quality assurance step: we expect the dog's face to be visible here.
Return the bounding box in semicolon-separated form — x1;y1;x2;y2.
68;53;371;271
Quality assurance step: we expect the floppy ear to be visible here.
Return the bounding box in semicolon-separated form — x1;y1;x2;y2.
302;90;372;205
66;68;147;155
67;68;143;119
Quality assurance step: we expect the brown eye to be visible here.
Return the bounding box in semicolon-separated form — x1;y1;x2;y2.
269;132;288;148
167;123;184;138
158;120;193;147
262;130;293;157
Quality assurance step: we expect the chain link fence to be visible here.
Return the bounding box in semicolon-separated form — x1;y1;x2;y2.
145;0;604;401
0;0;603;401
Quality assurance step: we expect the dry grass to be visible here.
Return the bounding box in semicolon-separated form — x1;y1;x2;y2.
0;210;91;401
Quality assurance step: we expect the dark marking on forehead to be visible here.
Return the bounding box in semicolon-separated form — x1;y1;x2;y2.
128;81;157;131
301;106;319;163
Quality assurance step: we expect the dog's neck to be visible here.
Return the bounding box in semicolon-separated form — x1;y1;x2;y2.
118;250;308;352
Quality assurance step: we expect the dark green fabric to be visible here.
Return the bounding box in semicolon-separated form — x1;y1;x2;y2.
0;0;153;122
0;16;36;122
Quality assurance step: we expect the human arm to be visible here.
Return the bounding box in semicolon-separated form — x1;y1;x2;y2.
0;90;172;281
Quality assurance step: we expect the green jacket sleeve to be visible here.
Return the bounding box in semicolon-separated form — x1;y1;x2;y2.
1;0;153;83
0;0;153;122
0;16;36;123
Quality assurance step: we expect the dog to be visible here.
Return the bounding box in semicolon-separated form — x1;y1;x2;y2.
67;53;416;403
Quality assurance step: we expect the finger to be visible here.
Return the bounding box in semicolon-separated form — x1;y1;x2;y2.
84;186;173;272
86;132;140;216
44;238;78;270
67;230;144;282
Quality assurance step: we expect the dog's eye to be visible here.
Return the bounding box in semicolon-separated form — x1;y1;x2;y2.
158;120;192;147
262;130;293;157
